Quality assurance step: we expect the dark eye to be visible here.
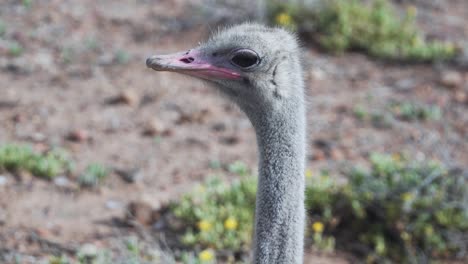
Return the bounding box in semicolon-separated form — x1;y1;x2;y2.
230;49;260;69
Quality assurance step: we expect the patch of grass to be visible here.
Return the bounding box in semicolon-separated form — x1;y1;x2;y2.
269;0;457;62
78;163;109;187
0;144;73;179
115;49;130;64
353;104;368;120
22;0;32;8
85;37;100;51
60;47;74;64
0;21;6;37
390;101;442;121
227;160;248;176
9;42;23;57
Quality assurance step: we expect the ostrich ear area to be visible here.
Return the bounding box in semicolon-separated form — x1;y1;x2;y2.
146;50;242;80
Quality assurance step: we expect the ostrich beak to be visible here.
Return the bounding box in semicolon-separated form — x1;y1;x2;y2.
146;49;241;80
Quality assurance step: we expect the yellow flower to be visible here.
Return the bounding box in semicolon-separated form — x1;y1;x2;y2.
305;169;313;178
199;249;215;262
401;232;411;241
312;221;324;233
406;5;417;17
401;192;413;202
391;153;401;162
275;12;292;26
425;225;434;237
196;185;206;193
197;220;212;232
224;217;238;230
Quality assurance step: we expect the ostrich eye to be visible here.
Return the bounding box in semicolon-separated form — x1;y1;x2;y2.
230;49;260;69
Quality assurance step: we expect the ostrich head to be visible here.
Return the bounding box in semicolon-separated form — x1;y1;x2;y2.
147;24;306;263
146;23;303;121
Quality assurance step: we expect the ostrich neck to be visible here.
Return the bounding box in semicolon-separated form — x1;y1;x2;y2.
251;101;306;264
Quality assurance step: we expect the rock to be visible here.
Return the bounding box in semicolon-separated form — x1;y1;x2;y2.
126;201;154;225
105;199;122;210
29;132;46;142
67;129;89;142
454;90;467;104
0;208;6;225
0;175;8;186
53;176;71;187
310;68;326;81
111;89;139;106
395;78;416;92
311;149;326;161
220;135;240;145
330;148;345;160
115;168;143;183
143;119;166;136
78;244;98;258
97;53;114;66
0;57;33;74
211;122;226;132
33;51;56;73
440;71;463;89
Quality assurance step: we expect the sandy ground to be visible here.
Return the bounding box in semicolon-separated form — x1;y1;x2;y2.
0;0;467;263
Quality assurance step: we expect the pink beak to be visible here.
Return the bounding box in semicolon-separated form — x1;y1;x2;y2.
146;49;242;80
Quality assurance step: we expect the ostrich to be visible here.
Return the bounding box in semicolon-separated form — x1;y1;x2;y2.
146;23;306;264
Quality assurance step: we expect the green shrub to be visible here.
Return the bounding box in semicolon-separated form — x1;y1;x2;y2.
0;144;73;179
269;0;457;62
169;154;466;262
390;101;442;121
306;153;467;262
172;176;257;255
78;163;109;187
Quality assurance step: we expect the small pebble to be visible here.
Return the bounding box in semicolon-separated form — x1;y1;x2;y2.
440;71;463;89
126;201;154;225
143;119;166;136
105;199;122;210
115;168;143;183
118;89;139;106
0;175;8;186
67;129;89;142
53;176;70;187
78;244;98;258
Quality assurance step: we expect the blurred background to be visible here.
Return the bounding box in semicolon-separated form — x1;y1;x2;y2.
0;0;467;263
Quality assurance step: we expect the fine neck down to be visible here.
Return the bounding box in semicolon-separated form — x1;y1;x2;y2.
250;99;306;264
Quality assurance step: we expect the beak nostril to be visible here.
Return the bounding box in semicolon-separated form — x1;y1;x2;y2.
180;57;195;64
180;57;195;63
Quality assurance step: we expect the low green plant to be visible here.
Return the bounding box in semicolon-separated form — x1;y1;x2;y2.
306;153;467;262
0;20;6;37
48;255;70;264
9;42;23;57
22;0;32;8
78;163;109;187
85;37;100;51
172;176;257;256
115;50;130;64
0;144;73;179
390;101;442;121
227;160;248;176
169;154;466;262
269;0;457;62
353;104;368;120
